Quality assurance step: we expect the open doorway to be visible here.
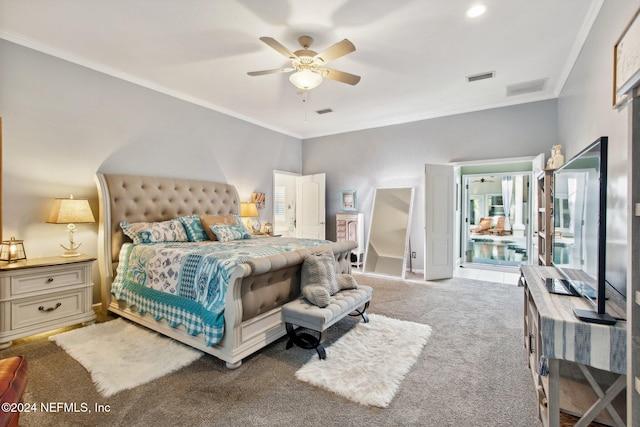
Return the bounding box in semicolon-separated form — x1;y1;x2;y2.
272;170;326;239
462;172;530;268
273;171;298;237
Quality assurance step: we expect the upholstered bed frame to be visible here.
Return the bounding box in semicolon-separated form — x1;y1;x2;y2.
95;173;355;368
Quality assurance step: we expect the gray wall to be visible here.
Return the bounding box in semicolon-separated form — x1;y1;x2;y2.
302;100;558;271
557;0;640;298
0;39;301;302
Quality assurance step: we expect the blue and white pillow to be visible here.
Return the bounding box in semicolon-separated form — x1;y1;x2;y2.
120;219;189;244
209;224;252;243
177;215;208;242
233;214;253;235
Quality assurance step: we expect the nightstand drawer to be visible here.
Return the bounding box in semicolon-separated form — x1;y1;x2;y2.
10;265;86;296
11;290;86;329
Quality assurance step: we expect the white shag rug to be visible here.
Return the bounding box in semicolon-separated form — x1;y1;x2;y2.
49;318;202;397
295;313;432;408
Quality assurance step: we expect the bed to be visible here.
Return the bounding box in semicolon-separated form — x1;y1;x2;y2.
95;173;356;369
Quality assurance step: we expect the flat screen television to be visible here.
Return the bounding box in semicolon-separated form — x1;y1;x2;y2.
551;136;617;325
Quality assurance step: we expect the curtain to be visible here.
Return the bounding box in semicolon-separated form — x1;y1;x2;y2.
501;176;513;231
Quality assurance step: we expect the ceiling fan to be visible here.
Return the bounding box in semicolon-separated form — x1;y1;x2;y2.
472;177;495;183
247;35;361;91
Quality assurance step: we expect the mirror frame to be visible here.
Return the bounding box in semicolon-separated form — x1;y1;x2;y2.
363;186;414;279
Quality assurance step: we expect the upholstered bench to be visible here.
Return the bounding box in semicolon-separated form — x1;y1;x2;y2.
282;285;373;359
0;356;28;427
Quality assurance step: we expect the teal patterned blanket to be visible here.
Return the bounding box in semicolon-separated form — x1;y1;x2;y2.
111;237;329;345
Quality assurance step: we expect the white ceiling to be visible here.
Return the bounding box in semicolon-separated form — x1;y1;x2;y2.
0;0;602;139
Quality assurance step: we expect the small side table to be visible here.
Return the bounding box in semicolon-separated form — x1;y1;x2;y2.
0;255;96;349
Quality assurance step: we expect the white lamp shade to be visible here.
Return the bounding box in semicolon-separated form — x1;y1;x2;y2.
289;70;323;90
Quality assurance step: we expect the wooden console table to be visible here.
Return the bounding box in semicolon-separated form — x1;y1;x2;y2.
520;265;627;427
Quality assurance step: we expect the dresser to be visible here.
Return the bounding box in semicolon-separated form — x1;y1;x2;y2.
0;255;96;349
520;265;626;427
336;213;364;267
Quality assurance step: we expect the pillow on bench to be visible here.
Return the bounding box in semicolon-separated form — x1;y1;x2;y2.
300;249;357;307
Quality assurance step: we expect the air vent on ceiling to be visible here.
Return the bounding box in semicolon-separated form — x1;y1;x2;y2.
316;108;333;115
466;71;495;82
506;78;548;97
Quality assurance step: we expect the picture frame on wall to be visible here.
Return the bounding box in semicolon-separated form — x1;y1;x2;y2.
614;7;640;107
340;190;357;211
252;192;265;209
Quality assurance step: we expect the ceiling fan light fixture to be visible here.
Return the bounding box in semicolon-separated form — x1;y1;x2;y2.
289;69;323;90
466;4;487;18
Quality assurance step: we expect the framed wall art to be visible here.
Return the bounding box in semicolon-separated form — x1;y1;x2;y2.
614;7;640;106
252;192;265;209
340;190;357;211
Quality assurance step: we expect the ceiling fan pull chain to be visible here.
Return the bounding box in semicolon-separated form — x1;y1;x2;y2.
303;90;309;123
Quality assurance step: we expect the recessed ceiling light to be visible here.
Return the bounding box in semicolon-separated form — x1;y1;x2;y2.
467;4;487;18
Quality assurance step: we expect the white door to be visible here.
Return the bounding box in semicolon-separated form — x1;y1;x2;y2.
530;153;546;262
424;164;454;280
296;173;326;239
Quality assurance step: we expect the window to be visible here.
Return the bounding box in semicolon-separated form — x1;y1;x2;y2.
554;196;571;231
486;194;504;216
469;195;484;225
274;186;286;224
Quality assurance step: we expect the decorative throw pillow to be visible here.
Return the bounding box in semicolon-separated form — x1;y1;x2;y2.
177;215;208;242
120;219;189;244
300;249;338;307
301;285;331;308
210;224;252;243
199;215;237;241
336;274;359;291
233;214;253;235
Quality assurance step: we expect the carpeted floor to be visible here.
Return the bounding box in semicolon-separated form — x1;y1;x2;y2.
2;273;542;427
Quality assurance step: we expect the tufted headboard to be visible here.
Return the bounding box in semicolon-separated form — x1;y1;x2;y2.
95;173;240;267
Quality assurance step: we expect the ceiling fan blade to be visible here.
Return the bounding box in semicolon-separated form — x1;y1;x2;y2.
247;67;294;76
259;37;297;60
314;39;355;64
321;68;361;85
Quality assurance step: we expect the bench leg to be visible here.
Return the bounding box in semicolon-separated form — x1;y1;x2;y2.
285;323;327;359
285;299;370;360
315;342;326;359
349;300;370;323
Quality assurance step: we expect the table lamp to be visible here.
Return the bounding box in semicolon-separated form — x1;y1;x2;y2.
0;237;27;263
240;202;261;233
46;195;95;257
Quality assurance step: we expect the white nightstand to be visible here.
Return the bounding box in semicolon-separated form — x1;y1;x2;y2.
0;255;96;349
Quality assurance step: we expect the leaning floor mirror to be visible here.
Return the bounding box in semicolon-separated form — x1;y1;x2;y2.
363;187;414;279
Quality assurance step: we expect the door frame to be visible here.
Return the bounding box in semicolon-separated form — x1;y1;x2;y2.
451;155;539;269
272;170;326;239
460;171;532;268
